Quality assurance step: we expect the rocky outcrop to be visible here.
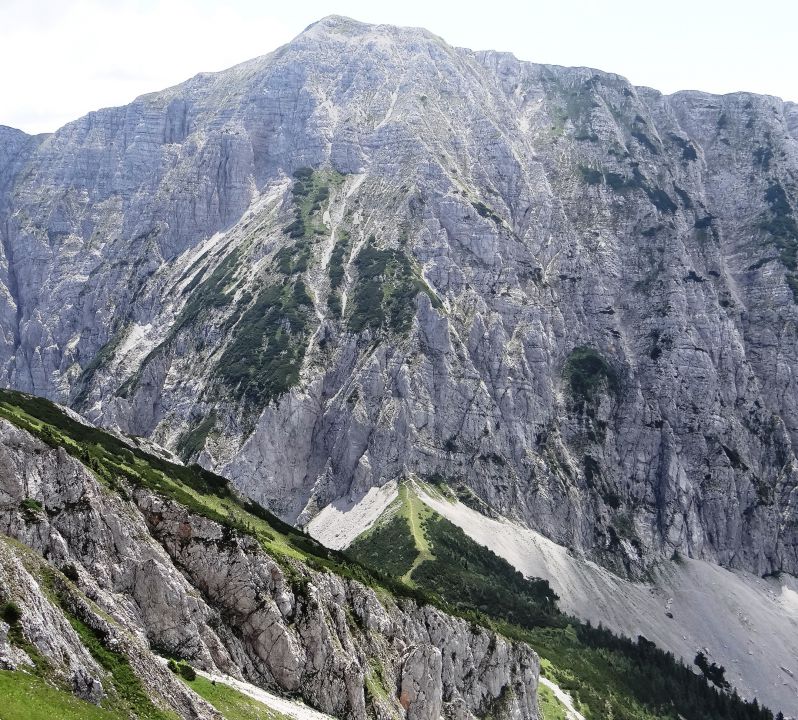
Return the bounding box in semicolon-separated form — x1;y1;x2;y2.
0;15;796;581
0;417;539;719
400;645;442;720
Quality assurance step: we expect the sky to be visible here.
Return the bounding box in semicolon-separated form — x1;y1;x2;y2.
2;0;797;134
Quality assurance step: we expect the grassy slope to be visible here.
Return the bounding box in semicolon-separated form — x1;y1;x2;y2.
1;535;179;720
537;680;569;720
0;388;324;568
349;482;775;720
0;668;292;720
399;482;435;583
0;670;127;720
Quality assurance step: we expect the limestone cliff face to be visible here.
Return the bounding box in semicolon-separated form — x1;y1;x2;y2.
0;418;538;719
0;15;796;578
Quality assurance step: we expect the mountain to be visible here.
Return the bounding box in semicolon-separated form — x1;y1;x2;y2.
0;13;797;716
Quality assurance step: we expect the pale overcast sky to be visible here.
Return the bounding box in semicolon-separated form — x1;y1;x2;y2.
2;0;797;134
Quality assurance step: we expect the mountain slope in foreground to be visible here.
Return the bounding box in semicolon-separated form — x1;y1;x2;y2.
320;479;797;717
0;390;538;720
0;390;784;719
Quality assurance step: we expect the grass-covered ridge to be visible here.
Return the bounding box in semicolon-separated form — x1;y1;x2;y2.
0;388;323;567
537;679;569;720
178;674;291;720
350;482;562;627
0;389;446;612
66;611;176;720
0;670;129;720
348;481;776;720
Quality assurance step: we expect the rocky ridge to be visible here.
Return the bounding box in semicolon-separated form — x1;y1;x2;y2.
0;404;539;719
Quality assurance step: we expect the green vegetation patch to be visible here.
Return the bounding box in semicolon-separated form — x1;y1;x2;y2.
175;412;217;462
545;78;600;138
173;248;242;333
579;167;604;185
364;658;391;706
757;182;798;302
65;612;176;720
537;681;569;720
350;483;560;626
519;624;774;720
411;514;560;627
472;200;502;224
348;511;418;578
284;167;342;242
348;236;441;335
563;346;617;407
180;673;291;720
327;228;352;317
1;599;22;625
577;166;677;213
0;670;126;720
277;168;343;275
348;483;434;583
214;280;314;408
328;228;351;290
20;498;44;520
668;133;698;162
398;483;435;583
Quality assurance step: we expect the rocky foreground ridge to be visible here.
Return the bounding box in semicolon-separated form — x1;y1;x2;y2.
0;393;539;719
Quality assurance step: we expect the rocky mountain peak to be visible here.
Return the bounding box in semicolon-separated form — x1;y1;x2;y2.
0;16;797;713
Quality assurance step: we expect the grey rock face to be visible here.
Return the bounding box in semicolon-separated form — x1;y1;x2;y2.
400;644;443;720
0;15;796;579
0;418;539;719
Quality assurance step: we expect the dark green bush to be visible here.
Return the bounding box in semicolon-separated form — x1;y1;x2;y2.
563;346;617;406
579;167;603;185
61;563;80;582
214;281;313;408
178;662;197;681
348;237;440;335
695;652;730;690
471;201;501;224
20;498;43;514
1;601;22;625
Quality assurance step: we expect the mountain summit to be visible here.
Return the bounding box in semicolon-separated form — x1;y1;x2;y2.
0;16;797;715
